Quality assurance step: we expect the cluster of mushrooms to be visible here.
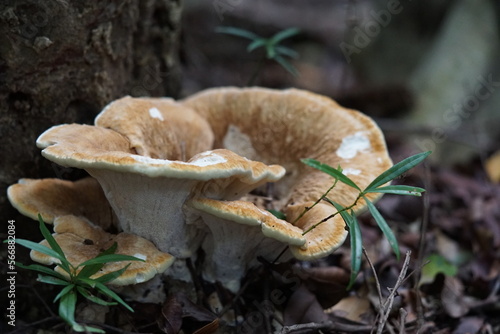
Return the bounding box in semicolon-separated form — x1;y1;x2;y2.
8;87;392;293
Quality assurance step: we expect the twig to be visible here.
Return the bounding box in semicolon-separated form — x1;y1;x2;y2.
280;320;372;334
363;247;383;309
415;163;432;333
376;250;411;334
399;308;408;334
6;316;60;334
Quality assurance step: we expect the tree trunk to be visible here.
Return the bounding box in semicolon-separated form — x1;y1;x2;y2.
0;0;182;222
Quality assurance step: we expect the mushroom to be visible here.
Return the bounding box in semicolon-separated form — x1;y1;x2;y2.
31;215;174;285
14;87;392;291
186;197;305;291
36;97;286;258
183;87;393;260
7;177;116;230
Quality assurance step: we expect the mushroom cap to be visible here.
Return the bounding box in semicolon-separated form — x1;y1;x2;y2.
35;97;286;258
31;215;174;285
37;124;284;182
95;96;214;160
183;87;393;260
187;197;305;290
188;197;305;246
7;177;116;229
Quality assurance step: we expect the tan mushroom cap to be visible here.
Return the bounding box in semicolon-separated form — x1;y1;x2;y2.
187;197;305;291
7;177;116;230
95;96;214;160
37;124;284;182
31;215;174;285
183;87;393;260
36;97;286;258
188;197;305;246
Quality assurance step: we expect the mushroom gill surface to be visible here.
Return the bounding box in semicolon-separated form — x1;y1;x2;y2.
183;87;393;260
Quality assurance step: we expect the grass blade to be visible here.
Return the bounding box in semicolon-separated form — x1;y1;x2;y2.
326;200;362;289
274;55;299;77
267;209;286;220
365;185;426;196
270;27;300;43
37;274;69;286
38;214;66;260
15;262;68;281
77;243;119;277
302;159;361;190
78;254;144;267
94;264;130;284
247;39;266;52
77;286;117;306
94;282;134;312
54;284;75;302
365;198;400;260
59;289;77;325
215;26;260;40
365;151;431;191
13;238;66;264
275;45;299;59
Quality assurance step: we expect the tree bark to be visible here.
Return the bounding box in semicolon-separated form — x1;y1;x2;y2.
0;0;182;222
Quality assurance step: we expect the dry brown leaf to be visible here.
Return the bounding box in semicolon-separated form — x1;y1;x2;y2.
324;295;373;324
284;284;328;326
452;316;484;334
485;151;500;183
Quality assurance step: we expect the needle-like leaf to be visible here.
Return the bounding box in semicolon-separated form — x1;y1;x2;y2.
15;262;68;281
365;185;426;196
365;151;431;191
37;274;69;286
215;26;260;40
78;254;144;268
365;198;400;260
302;158;361;190
54;284;75;303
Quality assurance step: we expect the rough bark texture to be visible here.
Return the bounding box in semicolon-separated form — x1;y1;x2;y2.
0;0;182;223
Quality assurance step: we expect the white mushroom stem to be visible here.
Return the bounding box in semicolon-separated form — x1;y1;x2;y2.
88;168;201;258
187;198;305;292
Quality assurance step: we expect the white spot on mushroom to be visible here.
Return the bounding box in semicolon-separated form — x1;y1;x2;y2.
342;168;361;176
131;155;173;165
189;153;227;167
148;107;164;121
133;253;147;261
336;132;371;159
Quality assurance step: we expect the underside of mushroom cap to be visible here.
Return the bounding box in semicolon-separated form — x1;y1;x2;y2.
7;177;116;230
31;215;174;286
183;87;393;260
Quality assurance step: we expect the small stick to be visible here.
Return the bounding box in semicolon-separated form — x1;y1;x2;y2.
399;308;408;334
363;247;383;309
376;250;411;334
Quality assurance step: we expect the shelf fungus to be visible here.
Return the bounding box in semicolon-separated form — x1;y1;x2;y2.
31;215;174;285
8;87;392;291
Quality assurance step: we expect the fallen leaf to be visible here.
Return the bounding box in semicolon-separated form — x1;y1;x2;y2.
159;295;183;334
284;284;328;325
441;276;470;318
420;254;458;286
485;151;500;183
452;316;484;334
324;295;373;324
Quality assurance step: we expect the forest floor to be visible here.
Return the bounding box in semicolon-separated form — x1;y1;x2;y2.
2;2;500;334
